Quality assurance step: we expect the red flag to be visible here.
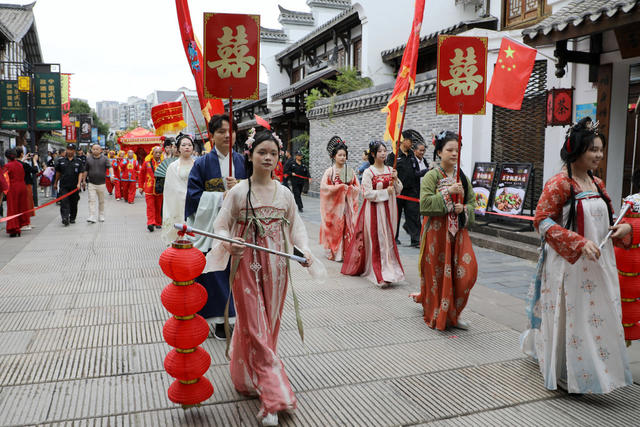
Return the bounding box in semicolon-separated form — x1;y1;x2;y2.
381;0;425;151
254;114;271;130
486;38;537;110
175;0;224;121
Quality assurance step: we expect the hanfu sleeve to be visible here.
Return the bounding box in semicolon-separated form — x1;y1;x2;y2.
285;188;311;253
205;184;242;271
534;174;586;264
596;177;637;248
463;177;476;227
420;169;449;217
320;167;345;196
362;168;389;202
391;166;403;194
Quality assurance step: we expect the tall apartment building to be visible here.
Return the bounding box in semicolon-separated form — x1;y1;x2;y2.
96;101;120;130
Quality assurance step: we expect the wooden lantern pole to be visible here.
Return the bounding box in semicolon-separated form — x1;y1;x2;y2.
228;88;234;174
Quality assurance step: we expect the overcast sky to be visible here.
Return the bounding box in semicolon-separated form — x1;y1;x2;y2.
9;0;309;107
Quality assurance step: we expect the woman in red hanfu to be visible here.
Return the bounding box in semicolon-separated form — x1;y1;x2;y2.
319;137;360;261
341;141;404;286
411;131;477;330
3;149;30;237
521;117;634;394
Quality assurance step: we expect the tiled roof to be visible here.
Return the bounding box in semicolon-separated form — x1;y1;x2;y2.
381;16;498;61
275;7;359;61
307;0;351;10
522;0;639;41
307;72;437;119
272;66;338;100
278;5;314;26
0;2;42;63
261;26;288;43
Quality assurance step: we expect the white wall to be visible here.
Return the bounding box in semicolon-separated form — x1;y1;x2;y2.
358;0;481;86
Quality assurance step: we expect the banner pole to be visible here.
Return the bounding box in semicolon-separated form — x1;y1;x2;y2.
456;104;463;206
181;91;206;145
228;87;233;174
393;85;411;170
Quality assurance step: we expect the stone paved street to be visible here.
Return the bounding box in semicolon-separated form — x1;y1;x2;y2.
1;193;640;426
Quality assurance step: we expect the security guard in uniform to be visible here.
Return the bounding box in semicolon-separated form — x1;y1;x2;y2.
54;143;85;226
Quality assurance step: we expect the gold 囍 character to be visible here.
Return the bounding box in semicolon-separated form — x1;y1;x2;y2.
207;25;256;79
440;47;484;96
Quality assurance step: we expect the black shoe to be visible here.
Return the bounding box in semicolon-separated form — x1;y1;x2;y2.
62;219;69;226
9;233;19;237
155;225;161;229
395;238;401;245
70;219;75;224
410;241;420;248
147;225;154;232
213;323;226;341
298;208;304;213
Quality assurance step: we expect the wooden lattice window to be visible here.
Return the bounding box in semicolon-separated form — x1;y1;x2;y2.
491;60;548;212
292;67;302;84
353;39;362;71
504;0;547;28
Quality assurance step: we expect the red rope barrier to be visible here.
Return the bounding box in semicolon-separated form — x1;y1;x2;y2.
291;173;311;181
0;188;79;223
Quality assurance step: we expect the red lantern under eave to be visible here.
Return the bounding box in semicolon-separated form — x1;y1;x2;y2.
168;377;214;406
164;347;211;380
546;88;573;127
161;282;208;316
159;240;206;282
163;315;210;349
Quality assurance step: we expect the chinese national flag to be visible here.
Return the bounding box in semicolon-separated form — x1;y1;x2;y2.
486;38;537;110
381;0;425;151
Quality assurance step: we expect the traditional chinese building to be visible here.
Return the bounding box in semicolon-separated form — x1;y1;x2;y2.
522;0;640;208
0;1;43;157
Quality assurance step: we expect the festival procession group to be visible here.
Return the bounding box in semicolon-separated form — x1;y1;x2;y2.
3;3;640;427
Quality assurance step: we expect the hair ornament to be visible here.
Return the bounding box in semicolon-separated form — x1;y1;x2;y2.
326;135;346;156
271;132;284;149
245;127;256;150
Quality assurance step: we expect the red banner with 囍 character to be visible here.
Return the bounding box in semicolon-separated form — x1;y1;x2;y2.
203;13;260;100
436;35;488;115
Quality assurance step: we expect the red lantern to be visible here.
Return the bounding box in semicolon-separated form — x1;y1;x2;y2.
624;323;640;341
161;282;208;316
621;299;640;324
168;377;214;406
164;347;211;380
163;315;210;349
618;274;640;299
546;88;573;127
159;237;213;407
159;241;206;282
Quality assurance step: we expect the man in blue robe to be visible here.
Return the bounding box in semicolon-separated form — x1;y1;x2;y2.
185;114;246;340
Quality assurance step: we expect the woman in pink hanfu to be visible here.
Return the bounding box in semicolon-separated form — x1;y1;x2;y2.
341;141;404;286
319;138;360;261
205;130;315;426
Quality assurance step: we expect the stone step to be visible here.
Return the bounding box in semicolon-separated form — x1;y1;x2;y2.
469;231;540;262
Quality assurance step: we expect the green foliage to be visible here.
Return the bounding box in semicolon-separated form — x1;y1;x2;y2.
290;132;309;167
70;99;110;136
305;88;323;112
304;67;373;113
323;67;373;95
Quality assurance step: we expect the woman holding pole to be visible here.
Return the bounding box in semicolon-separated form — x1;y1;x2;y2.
205;129;317;426
521;117;634;393
411;131;477;330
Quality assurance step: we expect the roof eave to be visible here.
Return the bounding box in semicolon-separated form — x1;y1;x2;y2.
522;6;640;47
